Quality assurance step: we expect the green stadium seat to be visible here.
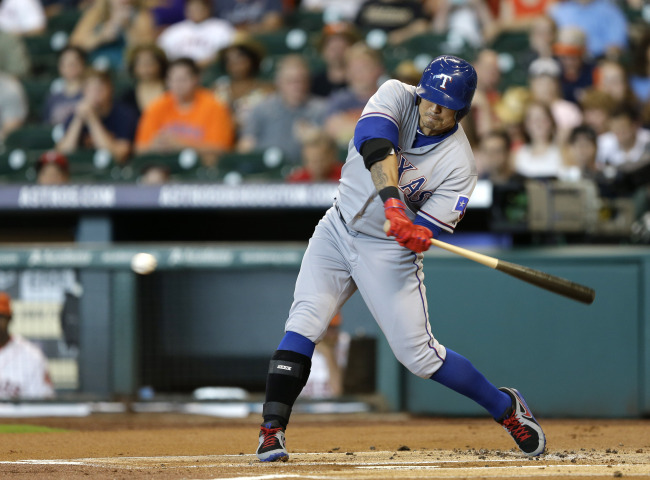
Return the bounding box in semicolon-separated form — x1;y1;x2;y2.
398;33;448;57
131;151;199;174
4;124;56;150
202;63;226;86
47;8;83;33
0;149;34;183
23;77;55;122
285;10;325;32
64;149;126;182
214;149;290;183
489;31;530;53
252;28;311;56
24;33;62;77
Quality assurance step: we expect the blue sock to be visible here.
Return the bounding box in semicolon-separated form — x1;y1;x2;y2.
430;349;511;419
277;331;315;358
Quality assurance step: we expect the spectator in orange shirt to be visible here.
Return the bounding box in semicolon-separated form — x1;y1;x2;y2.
135;57;235;167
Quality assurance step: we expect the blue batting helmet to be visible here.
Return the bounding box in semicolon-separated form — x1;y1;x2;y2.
415;55;477;120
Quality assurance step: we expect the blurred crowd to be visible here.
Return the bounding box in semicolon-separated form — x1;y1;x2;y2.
0;0;648;195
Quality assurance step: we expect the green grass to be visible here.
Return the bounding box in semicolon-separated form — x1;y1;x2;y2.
0;424;69;433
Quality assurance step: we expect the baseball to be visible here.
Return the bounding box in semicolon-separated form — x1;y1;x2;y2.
131;252;157;275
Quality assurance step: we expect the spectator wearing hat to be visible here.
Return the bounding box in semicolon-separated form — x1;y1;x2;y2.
553;26;594;104
121;44;168;118
36;150;70;185
0;292;55;400
213;34;273;137
528;57;582;144
56;69;139;165
157;0;235;69
310;22;361;98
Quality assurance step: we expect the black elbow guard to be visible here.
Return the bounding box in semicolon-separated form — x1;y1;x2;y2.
360;138;395;170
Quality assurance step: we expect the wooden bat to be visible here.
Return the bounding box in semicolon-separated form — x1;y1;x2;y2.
384;221;595;304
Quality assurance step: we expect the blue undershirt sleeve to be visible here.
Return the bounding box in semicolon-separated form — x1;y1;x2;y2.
353;116;399;153
414;215;442;239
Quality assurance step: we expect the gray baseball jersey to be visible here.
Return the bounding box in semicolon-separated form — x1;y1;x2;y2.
285;79;477;378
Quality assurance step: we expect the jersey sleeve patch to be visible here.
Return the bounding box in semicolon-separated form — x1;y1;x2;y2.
453;195;470;215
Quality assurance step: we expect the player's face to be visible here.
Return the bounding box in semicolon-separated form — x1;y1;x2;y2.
418;98;456;136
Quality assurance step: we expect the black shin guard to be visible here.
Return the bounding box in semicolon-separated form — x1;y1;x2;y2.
263;349;312;428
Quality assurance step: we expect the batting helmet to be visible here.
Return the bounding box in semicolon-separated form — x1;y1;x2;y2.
415;55;477;120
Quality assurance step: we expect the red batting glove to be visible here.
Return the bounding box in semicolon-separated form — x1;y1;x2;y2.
383;198;432;253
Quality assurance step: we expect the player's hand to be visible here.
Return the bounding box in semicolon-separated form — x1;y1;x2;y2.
383;198;432;253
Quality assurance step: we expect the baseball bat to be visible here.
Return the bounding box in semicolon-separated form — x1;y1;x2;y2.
384;221;595;304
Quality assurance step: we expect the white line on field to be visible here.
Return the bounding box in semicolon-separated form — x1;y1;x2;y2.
357;463;627;471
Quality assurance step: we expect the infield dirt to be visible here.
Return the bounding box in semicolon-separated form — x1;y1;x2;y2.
0;413;648;479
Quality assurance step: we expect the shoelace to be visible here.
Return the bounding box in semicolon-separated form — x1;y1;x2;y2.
260;427;283;449
502;414;532;441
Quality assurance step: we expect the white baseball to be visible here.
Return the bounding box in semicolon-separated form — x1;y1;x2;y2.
131;253;157;275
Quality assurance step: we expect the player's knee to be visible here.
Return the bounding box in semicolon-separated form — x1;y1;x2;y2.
394;348;444;379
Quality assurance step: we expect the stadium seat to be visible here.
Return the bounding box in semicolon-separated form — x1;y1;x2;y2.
252;28;310;56
131;151;200;174
24;34;62;77
23;77;56;122
47;8;83;33
4;125;56;150
285;10;324;32
398;33;448;57
64;149;123;182
489;31;530;53
0;149;34;183
215;149;290;183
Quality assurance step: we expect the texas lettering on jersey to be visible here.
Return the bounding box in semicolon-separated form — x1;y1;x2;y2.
397;154;432;204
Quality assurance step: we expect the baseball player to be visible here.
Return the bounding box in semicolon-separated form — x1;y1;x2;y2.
256;56;546;462
0;292;54;399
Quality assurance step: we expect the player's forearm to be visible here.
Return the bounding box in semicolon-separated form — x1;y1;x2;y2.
369;154;399;192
